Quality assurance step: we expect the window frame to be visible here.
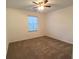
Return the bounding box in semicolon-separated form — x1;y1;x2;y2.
27;15;39;32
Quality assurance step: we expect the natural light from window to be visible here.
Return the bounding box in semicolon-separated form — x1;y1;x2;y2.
28;16;38;32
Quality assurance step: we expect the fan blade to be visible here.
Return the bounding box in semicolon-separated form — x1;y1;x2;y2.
33;2;38;5
39;2;43;4
44;0;48;3
45;5;51;7
34;7;37;8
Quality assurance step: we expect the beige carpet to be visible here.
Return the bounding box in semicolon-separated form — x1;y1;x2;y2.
7;36;72;59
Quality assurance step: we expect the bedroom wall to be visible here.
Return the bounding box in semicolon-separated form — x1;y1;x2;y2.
46;6;73;44
6;8;45;43
6;6;73;51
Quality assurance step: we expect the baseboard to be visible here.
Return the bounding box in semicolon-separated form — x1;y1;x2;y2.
46;35;73;44
9;35;45;43
9;35;73;45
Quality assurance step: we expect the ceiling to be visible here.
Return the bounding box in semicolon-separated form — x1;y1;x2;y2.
6;0;73;13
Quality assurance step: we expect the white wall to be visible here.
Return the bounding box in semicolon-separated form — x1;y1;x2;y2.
6;6;73;51
46;6;73;44
7;8;45;43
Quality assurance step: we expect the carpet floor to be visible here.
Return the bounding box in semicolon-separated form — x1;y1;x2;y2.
7;36;72;59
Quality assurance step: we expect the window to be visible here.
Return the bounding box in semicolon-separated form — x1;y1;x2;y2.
28;16;38;32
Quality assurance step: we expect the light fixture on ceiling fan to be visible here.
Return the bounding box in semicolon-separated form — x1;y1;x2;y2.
32;0;52;11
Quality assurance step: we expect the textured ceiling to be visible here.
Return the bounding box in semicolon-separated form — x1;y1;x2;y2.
6;0;73;13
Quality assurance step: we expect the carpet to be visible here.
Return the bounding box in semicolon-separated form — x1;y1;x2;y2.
7;36;72;59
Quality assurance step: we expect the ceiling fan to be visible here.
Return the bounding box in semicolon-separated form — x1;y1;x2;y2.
32;0;52;9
